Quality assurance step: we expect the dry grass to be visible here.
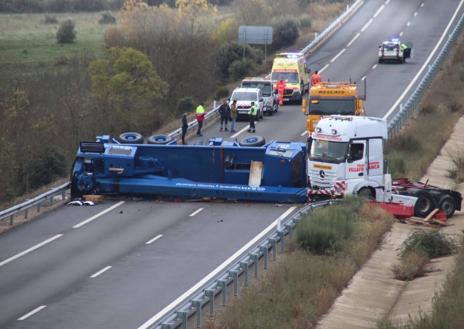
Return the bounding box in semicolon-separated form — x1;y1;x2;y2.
206;200;393;329
448;151;464;184
393;250;429;281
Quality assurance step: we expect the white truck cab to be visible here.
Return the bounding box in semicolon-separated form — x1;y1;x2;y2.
308;116;388;199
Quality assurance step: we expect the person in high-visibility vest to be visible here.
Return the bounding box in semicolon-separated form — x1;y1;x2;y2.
195;103;205;136
311;70;321;86
276;80;286;106
248;102;258;133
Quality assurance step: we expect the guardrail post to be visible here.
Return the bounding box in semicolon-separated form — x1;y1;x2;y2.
177;311;187;329
9;215;14;226
251;253;259;278
230;270;239;296
24;208;28;219
278;230;285;252
260;246;268;270
193;299;202;328
270;238;277;261
161;323;172;329
205;289;215;317
218;280;227;306
61;189;66;201
37;203;41;213
240;261;249;287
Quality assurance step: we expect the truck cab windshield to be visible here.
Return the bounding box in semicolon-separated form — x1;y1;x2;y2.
308;98;356;115
309;140;348;163
271;72;298;84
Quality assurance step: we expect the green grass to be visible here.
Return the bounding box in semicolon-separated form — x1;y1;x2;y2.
0;12;110;72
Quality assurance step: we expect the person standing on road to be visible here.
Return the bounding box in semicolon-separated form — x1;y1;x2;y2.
195;102;205;136
230;100;238;133
248;102;257;133
218;99;230;131
311;70;321;86
181;112;188;144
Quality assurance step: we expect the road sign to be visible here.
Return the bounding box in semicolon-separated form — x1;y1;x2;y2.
238;26;273;45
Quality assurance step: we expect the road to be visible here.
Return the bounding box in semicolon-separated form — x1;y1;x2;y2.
1;0;463;328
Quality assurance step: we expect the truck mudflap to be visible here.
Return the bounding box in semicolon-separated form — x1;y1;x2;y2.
94;176;309;203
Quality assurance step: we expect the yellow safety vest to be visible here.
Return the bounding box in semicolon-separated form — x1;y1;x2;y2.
196;105;205;114
248;106;257;116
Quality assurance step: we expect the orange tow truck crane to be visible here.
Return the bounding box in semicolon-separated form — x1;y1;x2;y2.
302;82;365;135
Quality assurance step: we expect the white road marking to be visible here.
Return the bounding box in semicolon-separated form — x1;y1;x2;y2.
421;2;424;7
384;0;464;120
330;48;346;63
399;31;404;37
300;130;309;137
406;21;411;27
90;266;112;278
361;18;373;32
373;4;385;18
385;0;390;4
189;207;204;217
319;63;330;73
136;206;297;329
414;11;418;17
361;76;367;81
231;125;250;138
372;64;378;70
72;201;125;229
17;305;47;321
0;234;63;268
146;234;163;245
346;32;360;47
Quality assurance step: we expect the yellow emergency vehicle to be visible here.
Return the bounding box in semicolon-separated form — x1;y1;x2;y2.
271;52;310;104
303;82;365;134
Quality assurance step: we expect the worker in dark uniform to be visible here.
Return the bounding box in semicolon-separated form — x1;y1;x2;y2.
181;112;188;144
218;99;230;131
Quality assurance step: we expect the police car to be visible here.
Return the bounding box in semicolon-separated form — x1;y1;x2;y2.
378;38;412;64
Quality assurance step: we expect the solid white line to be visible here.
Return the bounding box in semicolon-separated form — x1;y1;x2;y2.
399;31;404;37
406;21;411;27
346;32;360;47
373;4;385;18
385;0;390;4
72;201;125;229
146;234;163;245
90;266;112;278
414;11;418;17
330;48;346;63
361;18;373;32
17;305;47;321
189;208;204;217
136;206;297;329
300;130;309;137
361;76;367;81
372;64;378;70
231;125;249;138
319;63;330;73
384;0;464;120
421;2;424;7
0;234;63;268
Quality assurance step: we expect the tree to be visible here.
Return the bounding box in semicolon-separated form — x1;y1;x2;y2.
56;19;76;43
89;47;168;131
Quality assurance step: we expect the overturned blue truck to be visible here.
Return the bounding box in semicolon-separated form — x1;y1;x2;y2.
71;136;308;203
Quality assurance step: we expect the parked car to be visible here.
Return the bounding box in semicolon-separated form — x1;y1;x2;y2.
229;87;264;120
241;77;278;115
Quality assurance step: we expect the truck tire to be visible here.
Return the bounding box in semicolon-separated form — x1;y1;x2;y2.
439;195;456;218
357;187;375;200
414;192;437;218
147;134;173;145
119;132;143;144
239;136;266;147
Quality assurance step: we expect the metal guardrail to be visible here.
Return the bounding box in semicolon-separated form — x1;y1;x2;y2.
0;182;70;225
153;200;335;329
387;10;464;137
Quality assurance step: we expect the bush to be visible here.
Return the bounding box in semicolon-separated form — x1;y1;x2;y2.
448;152;464;183
27;147;67;189
99;12;116;25
401;230;456;259
272;16;300;49
393;250;429;281
44;15;58;24
228;59;254;80
56;19;76;44
176;97;194;114
296;199;361;254
215;86;229;100
216;42;263;81
299;14;312;29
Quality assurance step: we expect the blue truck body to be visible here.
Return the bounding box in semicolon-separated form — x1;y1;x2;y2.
71;136;308;203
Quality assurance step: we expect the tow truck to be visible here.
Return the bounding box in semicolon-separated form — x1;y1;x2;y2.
378;38;412;63
302;82;365;135
308;116;461;218
71;117;461;218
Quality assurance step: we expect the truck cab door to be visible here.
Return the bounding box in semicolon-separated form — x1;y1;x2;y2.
346;140;367;181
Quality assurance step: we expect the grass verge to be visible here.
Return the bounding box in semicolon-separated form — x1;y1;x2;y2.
378;238;464;329
205;199;393;329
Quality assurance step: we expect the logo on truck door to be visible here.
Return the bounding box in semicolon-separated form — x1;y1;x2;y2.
348;164;365;173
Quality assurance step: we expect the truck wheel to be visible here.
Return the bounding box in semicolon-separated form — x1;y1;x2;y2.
239;136;266;147
413;192;437;218
119;132;143;144
147;134;173;145
439;195;456;218
357;187;375;200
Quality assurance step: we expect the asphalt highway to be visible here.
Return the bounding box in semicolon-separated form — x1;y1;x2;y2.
1;0;463;328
